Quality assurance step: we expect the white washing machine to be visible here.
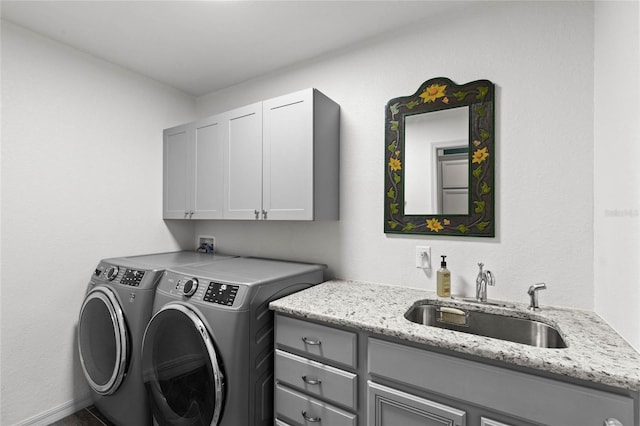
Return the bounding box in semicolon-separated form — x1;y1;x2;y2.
141;257;325;426
77;252;236;426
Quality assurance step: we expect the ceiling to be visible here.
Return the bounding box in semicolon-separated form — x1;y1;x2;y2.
1;1;469;96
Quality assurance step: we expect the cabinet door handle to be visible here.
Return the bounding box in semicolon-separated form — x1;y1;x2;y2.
301;336;321;345
301;376;322;385
301;411;321;423
604;419;623;426
254;209;260;220
262;209;268;220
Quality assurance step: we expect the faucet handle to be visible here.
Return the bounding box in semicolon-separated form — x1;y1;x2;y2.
486;270;495;286
527;283;547;310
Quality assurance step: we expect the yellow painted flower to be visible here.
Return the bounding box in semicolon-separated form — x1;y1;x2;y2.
472;147;489;164
419;84;447;103
426;218;444;232
389;157;402;171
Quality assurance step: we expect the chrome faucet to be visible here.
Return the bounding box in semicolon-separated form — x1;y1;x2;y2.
527;283;547;310
475;263;495;302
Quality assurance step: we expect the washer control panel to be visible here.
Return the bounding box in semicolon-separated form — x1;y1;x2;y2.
204;282;239;306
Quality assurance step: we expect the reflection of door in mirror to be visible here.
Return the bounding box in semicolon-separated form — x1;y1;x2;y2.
404;107;469;215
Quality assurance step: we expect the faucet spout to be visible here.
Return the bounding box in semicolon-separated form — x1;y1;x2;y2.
475;263;495;302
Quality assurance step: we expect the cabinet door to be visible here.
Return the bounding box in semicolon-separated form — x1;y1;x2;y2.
223;102;263;219
163;123;192;219
368;381;466;426
263;89;314;220
192;116;224;219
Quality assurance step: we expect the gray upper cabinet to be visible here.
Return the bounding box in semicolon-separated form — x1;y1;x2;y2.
163;115;224;219
222;102;263;220
262;88;339;220
164;88;340;221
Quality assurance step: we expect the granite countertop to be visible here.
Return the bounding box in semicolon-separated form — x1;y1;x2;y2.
270;279;640;392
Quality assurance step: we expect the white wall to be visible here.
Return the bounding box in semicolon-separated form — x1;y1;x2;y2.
196;2;595;308
1;22;196;425
594;2;640;350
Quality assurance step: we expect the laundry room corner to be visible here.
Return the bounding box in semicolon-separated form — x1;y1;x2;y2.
0;21;197;425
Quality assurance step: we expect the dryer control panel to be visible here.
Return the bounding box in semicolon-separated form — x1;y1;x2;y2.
204;282;239;306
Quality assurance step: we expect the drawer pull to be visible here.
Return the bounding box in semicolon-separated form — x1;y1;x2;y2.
301;410;321;423
301;336;322;345
301;375;322;385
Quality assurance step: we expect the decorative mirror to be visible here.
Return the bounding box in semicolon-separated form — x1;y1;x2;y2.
384;77;495;237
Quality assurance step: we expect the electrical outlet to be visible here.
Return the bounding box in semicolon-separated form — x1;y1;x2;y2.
415;246;431;269
197;235;215;252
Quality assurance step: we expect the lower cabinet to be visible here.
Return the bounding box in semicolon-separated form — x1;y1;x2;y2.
274;314;637;426
368;338;635;426
274;315;359;426
367;381;466;426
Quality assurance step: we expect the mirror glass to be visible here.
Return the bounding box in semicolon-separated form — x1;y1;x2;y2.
404;107;469;215
384;78;495;237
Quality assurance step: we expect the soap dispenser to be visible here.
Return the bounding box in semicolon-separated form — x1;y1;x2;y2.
437;255;451;297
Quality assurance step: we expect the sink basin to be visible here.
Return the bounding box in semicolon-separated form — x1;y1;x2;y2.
404;303;567;349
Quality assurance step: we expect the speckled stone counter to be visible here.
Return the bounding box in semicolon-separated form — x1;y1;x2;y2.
270;279;640;391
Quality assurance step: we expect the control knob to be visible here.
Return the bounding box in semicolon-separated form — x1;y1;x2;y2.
183;278;199;297
105;266;119;281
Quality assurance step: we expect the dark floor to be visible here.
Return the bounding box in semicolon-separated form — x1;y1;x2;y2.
48;406;114;426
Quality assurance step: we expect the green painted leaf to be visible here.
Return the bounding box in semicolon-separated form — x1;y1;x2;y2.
390;203;399;214
387;141;397;152
407;100;420;109
474;201;485;213
393;173;401;184
476;221;490;231
473;166;483;179
453;91;467;101
387;188;395;199
480;128;490;141
388;221;398;229
476;86;488;101
390;102;400;116
481;182;491;195
402;223;416;232
390;121;399;131
476;104;486;118
456;224;470;234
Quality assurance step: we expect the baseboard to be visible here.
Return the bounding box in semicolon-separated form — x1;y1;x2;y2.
14;394;93;426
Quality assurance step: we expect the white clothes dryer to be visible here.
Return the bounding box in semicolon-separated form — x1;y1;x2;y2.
77;252;235;426
141;257;324;426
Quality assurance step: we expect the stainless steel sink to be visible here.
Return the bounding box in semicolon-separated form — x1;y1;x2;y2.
404;303;567;349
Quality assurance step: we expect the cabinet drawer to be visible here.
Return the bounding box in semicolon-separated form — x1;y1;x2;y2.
276;315;357;368
368;338;635;426
276;383;357;426
368;381;466;426
275;349;358;409
481;418;513;426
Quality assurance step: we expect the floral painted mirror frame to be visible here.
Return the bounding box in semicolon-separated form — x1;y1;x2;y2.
384;77;495;237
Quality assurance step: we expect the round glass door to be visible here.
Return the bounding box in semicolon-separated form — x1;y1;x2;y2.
77;287;129;395
142;303;224;426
